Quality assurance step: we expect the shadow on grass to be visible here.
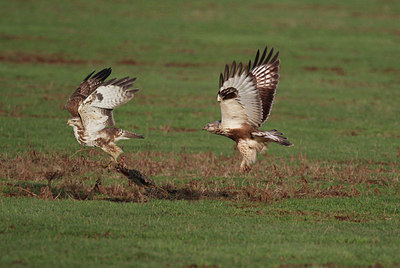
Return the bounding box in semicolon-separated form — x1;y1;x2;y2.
1;150;398;203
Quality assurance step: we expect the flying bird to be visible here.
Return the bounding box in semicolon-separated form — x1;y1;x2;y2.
203;46;292;172
65;68;144;163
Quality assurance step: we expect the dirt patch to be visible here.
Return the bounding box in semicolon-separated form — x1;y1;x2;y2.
303;66;345;76
85;231;112;239
329;67;345;76
183;265;218;268
383;28;400;36
251;3;340;12
382;68;400;74
0;52;103;65
279;263;338;268
1;150;397;203
319;79;373;88
334;215;366;223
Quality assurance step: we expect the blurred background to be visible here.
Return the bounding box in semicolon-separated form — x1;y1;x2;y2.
0;0;399;161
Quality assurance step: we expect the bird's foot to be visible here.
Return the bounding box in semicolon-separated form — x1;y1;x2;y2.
240;164;252;173
103;160;117;171
115;155;129;170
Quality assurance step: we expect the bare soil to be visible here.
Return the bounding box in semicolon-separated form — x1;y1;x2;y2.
1;150;397;203
0;51;103;65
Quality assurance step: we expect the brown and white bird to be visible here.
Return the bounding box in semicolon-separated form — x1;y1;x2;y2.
203;46;292;172
65;68;144;162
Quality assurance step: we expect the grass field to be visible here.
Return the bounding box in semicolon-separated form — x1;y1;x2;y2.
1;0;399;266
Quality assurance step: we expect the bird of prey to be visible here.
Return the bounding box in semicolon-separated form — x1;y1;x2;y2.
203;46;292;172
65;68;144;162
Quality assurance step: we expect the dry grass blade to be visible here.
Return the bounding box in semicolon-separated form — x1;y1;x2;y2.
0;150;398;203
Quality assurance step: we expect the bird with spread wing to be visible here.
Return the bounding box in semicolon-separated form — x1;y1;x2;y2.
203;46;292;172
65;68;143;163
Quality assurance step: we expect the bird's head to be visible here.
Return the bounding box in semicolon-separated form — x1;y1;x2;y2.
202;120;221;133
67;117;81;127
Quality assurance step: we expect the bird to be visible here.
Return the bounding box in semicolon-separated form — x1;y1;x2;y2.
203;46;292;173
65;68;144;163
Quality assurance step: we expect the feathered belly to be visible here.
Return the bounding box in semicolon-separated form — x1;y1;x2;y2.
73;128;94;147
224;125;254;142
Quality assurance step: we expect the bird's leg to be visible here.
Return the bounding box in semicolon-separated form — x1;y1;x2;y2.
240;161;252;173
104;153;128;172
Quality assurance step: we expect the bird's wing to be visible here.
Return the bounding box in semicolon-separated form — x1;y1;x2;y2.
218;46;280;129
250;47;280;124
78;77;138;134
219;66;259;129
65;68;112;117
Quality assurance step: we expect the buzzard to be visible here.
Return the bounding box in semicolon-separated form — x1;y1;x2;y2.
66;68;144;162
203;46;292;172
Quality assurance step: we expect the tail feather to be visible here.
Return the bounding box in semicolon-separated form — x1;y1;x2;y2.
122;130;144;139
252;129;293;146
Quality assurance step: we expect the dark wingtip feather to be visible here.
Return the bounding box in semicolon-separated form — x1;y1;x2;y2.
263;48;274;65
91;67;112;82
230;61;236;78
224;64;229;81
270;50;280;64
246;60;251;75
252;49;260;69
102;78;117;86
281;140;293;146
115;77;136;88
236;62;243;75
259;46;268;65
126;88;139;97
83;70;96;81
218;45;280;90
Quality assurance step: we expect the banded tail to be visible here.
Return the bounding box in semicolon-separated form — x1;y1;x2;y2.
121;130;144;140
252;129;292;146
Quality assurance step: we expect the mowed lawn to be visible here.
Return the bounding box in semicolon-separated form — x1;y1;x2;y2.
0;0;399;267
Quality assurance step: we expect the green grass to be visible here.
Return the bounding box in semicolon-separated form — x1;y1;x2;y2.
1;0;399;266
1;196;399;267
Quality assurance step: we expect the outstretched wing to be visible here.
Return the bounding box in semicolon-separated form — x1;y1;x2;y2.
65;68;112;117
218;46;280;129
78;77;138;134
